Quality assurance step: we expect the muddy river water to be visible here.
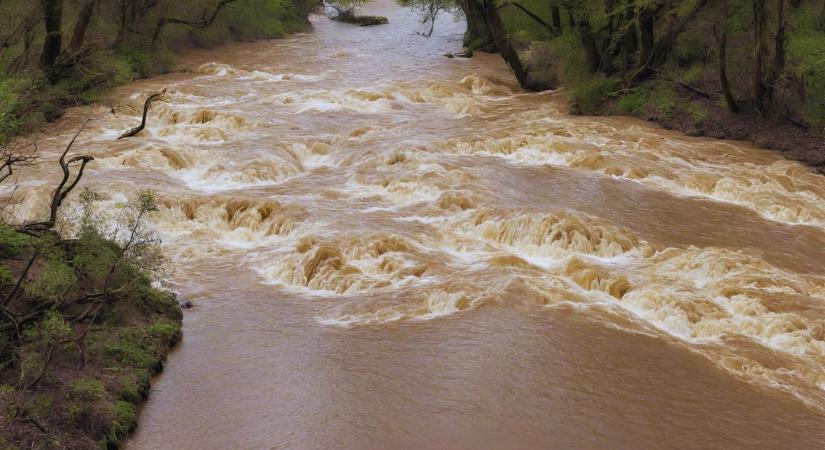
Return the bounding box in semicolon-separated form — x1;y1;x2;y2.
17;1;825;448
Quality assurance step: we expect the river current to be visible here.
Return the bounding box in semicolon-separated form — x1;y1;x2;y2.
15;1;825;448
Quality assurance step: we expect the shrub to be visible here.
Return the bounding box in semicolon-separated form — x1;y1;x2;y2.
108;401;138;444
0;225;27;258
0;77;26;145
70;378;106;402
571;76;617;115
618;90;648;115
649;85;677;117
25;259;77;300
689;102;708;128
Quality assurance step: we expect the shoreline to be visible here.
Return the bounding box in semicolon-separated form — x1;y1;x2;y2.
589;85;825;176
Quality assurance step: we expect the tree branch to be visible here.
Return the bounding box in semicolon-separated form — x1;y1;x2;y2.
117;90;166;139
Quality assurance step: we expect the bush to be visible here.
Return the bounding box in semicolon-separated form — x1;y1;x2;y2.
108;401;138;444
649;85;677;117
571;76;617;115
0;77;28;146
70;378;106;402
689;102;708;128
618;90;648;115
0;225;27;258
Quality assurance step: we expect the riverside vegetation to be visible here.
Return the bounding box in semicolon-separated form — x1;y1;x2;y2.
0;1;313;448
0;121;181;448
402;0;825;169
0;0;314;145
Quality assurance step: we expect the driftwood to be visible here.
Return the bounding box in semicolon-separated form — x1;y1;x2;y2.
19;120;94;235
117;89;166;140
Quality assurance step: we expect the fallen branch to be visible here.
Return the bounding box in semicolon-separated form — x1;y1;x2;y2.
117;89;166;139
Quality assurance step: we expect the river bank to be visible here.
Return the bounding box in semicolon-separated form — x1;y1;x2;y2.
591;85;825;175
0;224;183;449
0;0;314;147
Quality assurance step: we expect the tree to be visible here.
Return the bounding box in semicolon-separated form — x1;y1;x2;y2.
38;0;63;69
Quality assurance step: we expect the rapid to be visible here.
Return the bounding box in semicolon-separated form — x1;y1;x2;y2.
14;1;825;448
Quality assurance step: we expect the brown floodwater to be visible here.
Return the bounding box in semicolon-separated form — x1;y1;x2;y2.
13;1;825;448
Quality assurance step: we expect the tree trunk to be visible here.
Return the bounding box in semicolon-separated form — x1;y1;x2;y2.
719;6;740;113
460;0;494;51
39;0;63;69
69;0;95;51
769;0;786;113
633;0;708;82
551;6;561;31
578;17;602;73
478;0;530;88
753;0;769;114
637;8;655;69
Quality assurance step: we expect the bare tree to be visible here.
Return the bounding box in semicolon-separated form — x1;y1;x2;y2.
19;121;94;235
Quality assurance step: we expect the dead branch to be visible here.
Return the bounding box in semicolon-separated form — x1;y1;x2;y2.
117;90;166;139
19;120;94;235
0;142;38;185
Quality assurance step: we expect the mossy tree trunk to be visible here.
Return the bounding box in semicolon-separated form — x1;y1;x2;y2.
460;0;494;51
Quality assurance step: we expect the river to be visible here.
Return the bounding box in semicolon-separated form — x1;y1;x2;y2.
17;1;825;448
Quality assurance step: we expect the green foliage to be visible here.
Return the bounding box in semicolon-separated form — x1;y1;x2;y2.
689;102;707;128
673;36;707;67
571;76;616;115
0;77;29;146
786;12;825;132
73;231;118;283
648;85;677;117
108;401;138;444
24;310;71;344
97;323;180;369
26;393;54;418
70;378;106;402
0;224;28;258
25;259;76;300
618;90;648;115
